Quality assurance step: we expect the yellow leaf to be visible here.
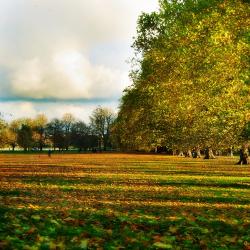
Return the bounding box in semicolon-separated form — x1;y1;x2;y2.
153;242;173;249
79;239;88;249
169;226;178;234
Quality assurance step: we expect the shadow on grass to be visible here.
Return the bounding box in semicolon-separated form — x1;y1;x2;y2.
20;176;250;190
0;205;249;250
1;185;250;206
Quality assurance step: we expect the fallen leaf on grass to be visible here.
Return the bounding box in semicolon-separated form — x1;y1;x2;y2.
49;241;65;250
153;242;173;249
31;215;41;221
79;239;88;249
26;227;36;235
168;226;178;234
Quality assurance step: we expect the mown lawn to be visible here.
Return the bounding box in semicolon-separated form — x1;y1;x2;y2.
0;153;249;250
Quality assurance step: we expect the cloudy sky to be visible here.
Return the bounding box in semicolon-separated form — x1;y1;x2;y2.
0;0;159;122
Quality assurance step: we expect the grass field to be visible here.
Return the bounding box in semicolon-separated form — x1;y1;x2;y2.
0;153;249;250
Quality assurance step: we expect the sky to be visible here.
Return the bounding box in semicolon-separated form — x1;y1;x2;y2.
0;0;159;123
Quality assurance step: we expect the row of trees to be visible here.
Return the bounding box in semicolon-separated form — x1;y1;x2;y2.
0;107;115;152
113;0;250;156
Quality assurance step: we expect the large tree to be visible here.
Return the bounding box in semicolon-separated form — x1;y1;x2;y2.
116;0;250;153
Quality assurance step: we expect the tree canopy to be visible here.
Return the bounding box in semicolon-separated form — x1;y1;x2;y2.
115;0;250;152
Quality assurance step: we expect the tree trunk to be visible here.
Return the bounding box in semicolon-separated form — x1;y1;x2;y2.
196;148;201;158
229;146;233;157
237;145;249;165
209;149;216;159
186;149;192;157
204;148;216;159
178;151;184;157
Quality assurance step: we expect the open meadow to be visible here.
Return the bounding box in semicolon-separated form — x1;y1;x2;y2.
0;153;249;250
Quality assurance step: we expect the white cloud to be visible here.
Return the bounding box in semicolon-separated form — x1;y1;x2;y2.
0;0;159;118
0;0;158;65
10;50;129;99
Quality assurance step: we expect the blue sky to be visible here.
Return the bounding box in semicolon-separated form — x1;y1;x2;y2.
0;0;159;122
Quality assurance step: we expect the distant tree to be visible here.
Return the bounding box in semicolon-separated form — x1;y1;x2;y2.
62;113;75;151
71;121;89;151
17;124;33;151
86;133;99;150
6;120;22;151
33;114;48;151
90;107;115;150
46;119;65;150
0;118;7;148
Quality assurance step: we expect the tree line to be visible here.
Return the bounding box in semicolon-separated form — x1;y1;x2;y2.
113;0;250;158
0;107;115;152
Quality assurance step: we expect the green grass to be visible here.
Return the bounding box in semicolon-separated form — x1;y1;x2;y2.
0;153;249;249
